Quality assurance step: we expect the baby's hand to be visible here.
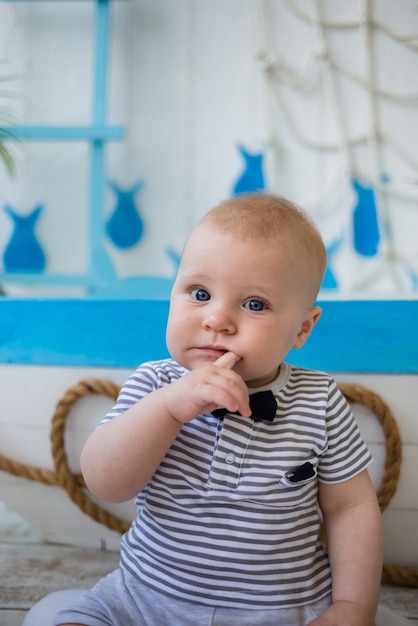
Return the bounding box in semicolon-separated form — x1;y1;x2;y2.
212;350;240;370
307;600;376;625
164;352;251;424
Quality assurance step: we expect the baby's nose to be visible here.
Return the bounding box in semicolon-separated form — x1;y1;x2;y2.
202;308;236;334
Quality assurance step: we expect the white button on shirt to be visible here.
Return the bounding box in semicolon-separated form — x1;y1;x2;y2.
225;452;235;464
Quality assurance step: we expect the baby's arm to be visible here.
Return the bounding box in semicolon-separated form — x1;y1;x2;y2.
80;352;250;503
309;469;383;625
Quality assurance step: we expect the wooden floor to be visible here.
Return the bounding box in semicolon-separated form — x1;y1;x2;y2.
0;542;119;626
1;542;417;625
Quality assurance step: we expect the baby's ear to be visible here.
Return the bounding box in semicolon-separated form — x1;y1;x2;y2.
293;306;322;349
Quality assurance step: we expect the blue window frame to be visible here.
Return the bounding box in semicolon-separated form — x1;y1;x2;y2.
0;0;124;291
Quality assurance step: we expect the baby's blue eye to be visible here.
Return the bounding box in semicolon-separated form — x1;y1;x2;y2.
191;288;211;301
245;299;266;312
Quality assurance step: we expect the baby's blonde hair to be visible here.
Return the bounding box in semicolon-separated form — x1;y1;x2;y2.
196;193;327;304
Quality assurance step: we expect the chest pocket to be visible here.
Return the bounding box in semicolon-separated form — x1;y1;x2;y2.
280;461;316;486
277;461;318;508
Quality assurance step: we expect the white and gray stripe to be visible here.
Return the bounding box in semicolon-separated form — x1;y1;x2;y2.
101;359;372;609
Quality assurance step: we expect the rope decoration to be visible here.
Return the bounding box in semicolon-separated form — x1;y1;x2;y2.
0;378;417;587
337;383;418;587
255;0;418;294
0;379;130;536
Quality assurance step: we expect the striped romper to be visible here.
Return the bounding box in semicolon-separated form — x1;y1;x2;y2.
99;358;372;611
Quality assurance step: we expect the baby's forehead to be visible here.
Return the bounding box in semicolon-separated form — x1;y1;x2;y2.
181;226;308;281
184;220;324;290
183;223;271;258
186;221;296;253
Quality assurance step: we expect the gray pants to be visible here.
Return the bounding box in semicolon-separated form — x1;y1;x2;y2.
23;570;411;626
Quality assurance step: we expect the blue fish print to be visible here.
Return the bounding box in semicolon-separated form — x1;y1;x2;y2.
3;204;46;272
351;177;380;257
106;180;144;249
232;145;265;196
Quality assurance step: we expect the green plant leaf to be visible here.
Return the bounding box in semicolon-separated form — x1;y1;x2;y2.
0;140;15;176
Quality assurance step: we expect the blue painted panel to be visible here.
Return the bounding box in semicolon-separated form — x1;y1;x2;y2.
288;299;418;373
0;299;170;368
0;299;417;373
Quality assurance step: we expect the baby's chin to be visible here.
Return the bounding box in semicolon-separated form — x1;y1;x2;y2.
245;367;281;388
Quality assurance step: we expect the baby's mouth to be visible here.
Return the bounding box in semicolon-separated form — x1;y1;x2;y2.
199;346;229;357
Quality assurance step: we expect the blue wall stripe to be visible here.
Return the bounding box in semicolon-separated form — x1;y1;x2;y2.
0;299;417;373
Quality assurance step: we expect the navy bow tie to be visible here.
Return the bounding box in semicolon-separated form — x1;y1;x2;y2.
212;390;277;422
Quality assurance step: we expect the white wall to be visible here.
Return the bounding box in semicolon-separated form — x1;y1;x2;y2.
0;0;417;295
